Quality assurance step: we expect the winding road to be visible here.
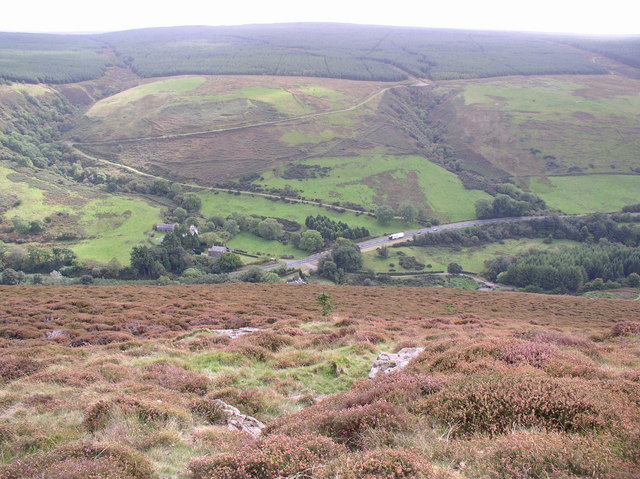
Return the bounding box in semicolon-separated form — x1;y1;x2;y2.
277;215;547;270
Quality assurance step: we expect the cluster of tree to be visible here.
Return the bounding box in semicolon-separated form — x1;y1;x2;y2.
0;243;78;274
317;239;363;283
491;241;640;293
622;203;640;213
374;203;437;225
281;164;332;180
10;217;44;236
290;230;324;253
475;184;547;219
304;215;369;242
129;226;204;278
409;214;640;249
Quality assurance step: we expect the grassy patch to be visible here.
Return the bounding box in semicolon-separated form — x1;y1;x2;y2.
88;76;206;116
228;232;303;259
280;129;339;145
259;155;489;222
447;76;640;175
0;165;162;264
363;238;579;274
198;190;413;236
238;86;312;115
70;196;162;264
10;84;53;96
448;275;479;289
529;175;640;213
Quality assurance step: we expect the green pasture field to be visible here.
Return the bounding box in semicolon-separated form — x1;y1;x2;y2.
256;155;489;222
235;86;313;115
198;190;416;236
70;197;162;264
227;232;304;259
88;76;207;116
363;238;579;274
280;129;341;145
450;76;640;174
529;175;640;213
463;77;640;121
0;164;162;264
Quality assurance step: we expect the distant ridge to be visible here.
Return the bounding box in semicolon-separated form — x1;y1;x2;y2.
4;23;638;83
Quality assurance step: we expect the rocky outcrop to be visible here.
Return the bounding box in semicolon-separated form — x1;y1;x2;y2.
368;347;425;379
211;399;265;437
214;327;260;339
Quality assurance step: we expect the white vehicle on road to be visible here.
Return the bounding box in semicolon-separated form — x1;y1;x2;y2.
388;232;405;240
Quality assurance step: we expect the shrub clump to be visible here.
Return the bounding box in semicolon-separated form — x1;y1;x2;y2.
142;363;210;395
190;398;226;425
27;368;101;387
611;321;640;337
0;440;154;479
318;400;410;448
499;340;556;368
245;331;293;352
0;355;42;382
268;399;411;450
453;431;634;479
189;433;345;479
419;373;622;436
207;387;267;417
227;344;273;361
83;396;188;433
324;448;447;479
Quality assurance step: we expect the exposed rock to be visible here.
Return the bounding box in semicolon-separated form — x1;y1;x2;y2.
211;399;265;437
44;329;69;339
214;327;260;339
368;347;425;379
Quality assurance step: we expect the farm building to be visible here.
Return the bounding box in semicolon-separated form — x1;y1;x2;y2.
207;246;228;258
156;223;178;233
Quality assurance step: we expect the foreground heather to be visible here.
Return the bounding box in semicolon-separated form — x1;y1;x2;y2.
1;285;639;478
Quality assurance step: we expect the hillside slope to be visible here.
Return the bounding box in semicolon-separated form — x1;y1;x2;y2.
0;284;638;478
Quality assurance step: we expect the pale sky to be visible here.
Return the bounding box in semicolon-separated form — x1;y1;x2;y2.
2;0;638;35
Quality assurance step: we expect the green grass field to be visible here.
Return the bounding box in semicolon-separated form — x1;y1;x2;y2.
198;190;416;236
228;232;304;259
88;76;207;117
0;165;162;264
256;155;490;222
363;238;579;274
447;76;640;175
529;175;640;213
